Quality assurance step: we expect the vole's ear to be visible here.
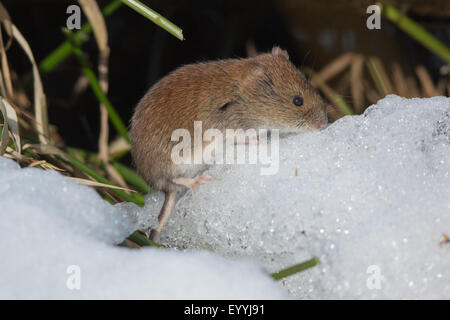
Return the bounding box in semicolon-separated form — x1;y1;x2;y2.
239;61;265;88
271;46;289;60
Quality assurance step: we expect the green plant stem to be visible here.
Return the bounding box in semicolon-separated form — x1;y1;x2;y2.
121;0;184;40
112;161;154;194
380;3;450;64
103;194;117;204
271;257;320;280
127;230;163;248
62;152;144;206
63;29;130;143
67;146;153;194
39;0;122;75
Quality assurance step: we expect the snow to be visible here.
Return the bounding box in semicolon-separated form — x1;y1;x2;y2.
142;95;449;299
0;157;287;299
1;95;449;299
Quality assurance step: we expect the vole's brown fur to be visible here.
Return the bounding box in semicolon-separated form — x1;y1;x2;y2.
130;47;328;241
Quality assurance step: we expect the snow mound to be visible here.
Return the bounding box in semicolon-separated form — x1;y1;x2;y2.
2;95;449;299
0;157;287;299
142;95;450;299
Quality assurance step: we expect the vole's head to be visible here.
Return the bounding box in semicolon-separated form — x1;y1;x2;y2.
232;46;328;132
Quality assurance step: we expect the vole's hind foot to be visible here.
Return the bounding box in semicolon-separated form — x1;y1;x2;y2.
173;175;212;195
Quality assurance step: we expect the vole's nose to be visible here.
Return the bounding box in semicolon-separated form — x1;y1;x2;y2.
316;118;328;129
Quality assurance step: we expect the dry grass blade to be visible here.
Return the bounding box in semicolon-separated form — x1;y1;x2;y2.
4;146;31;162
436;79;446;96
23;143;67;160
78;0;110;164
0;1;13;98
0;97;20;153
73;74;90;96
27;160;47;167
105;165;128;188
392;62;409;97
78;0;127;189
363;78;381;104
108;136;131;156
68;177;136;192
416;65;439;97
0;2;13;46
123;239;141;249
0;34;13;97
0;97;8;155
0;27;13;98
77;0;108;53
312;52;354;86
0;66;6;97
27;159;66;171
350;54;364;113
11;24;49;144
406;77;421;98
373;58;394;94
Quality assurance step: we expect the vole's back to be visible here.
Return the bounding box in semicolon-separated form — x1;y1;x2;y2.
130;59;242;192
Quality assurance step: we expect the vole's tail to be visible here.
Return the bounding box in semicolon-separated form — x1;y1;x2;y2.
149;190;177;242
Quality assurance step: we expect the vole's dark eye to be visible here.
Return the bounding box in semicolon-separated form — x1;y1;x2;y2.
292;95;304;107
